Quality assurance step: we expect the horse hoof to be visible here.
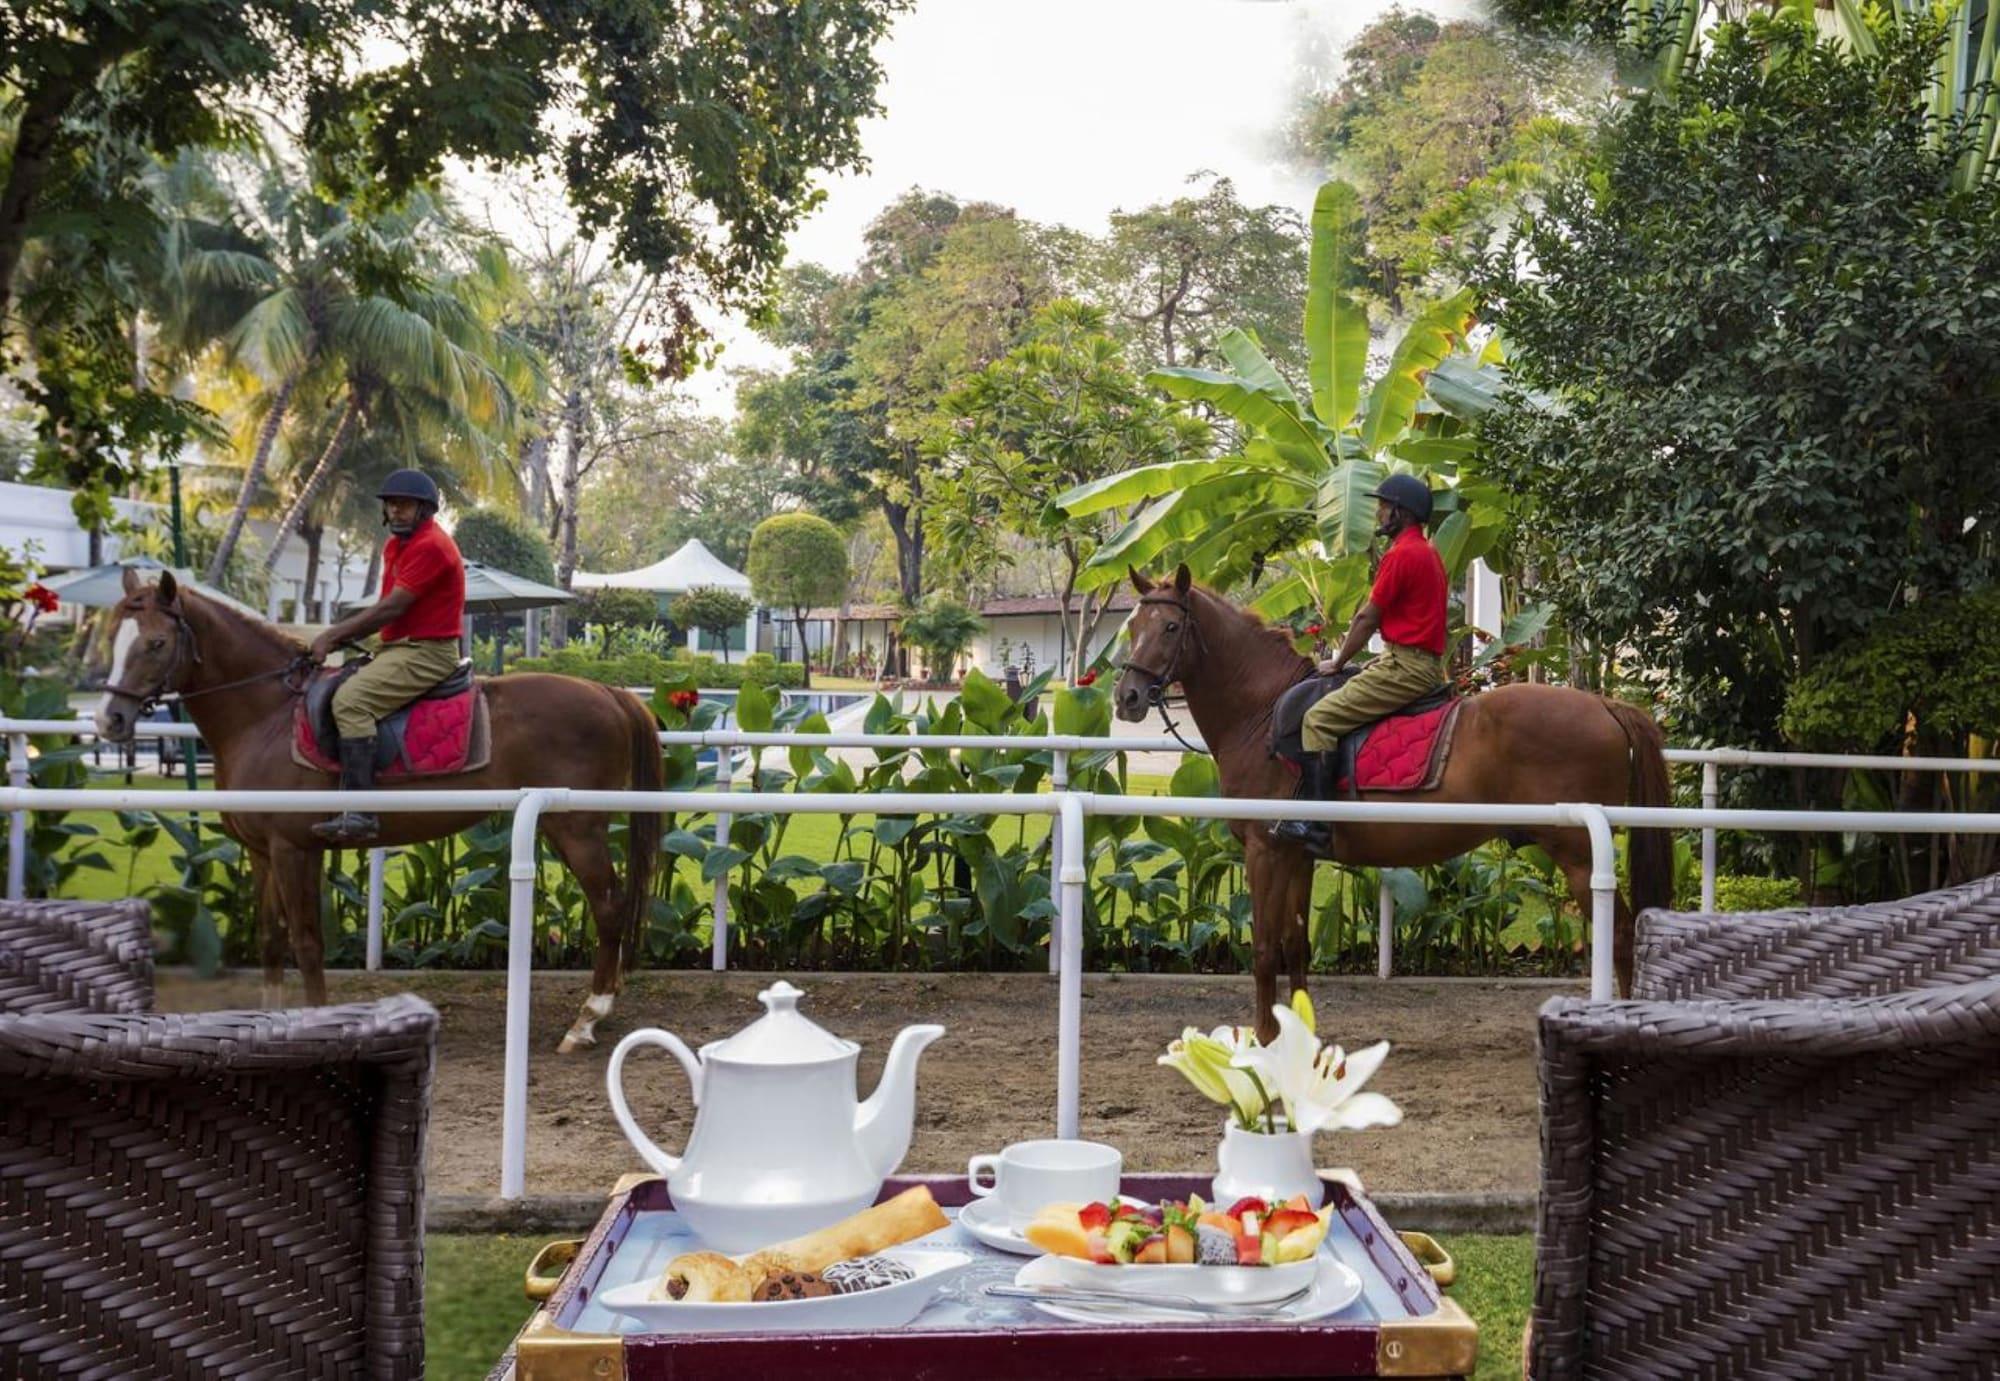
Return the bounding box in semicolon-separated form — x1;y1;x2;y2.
557;1030;595;1054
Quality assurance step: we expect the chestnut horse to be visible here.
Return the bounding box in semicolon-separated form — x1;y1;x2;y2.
92;570;661;1052
1116;565;1670;1042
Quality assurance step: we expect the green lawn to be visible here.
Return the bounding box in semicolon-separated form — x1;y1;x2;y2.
425;1231;1535;1380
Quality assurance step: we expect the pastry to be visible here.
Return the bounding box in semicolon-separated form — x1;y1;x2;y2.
653;1186;949;1302
822;1255;917;1294
752;1270;835;1301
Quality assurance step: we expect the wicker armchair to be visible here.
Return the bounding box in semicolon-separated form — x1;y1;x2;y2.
0;898;155;1015
1631;874;2000;1000
1531;886;2000;1379
0;995;437;1380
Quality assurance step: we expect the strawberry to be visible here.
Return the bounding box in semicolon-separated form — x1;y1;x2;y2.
1235;1232;1262;1266
1264;1208;1318;1238
1225;1196;1268;1219
1078;1201;1113;1231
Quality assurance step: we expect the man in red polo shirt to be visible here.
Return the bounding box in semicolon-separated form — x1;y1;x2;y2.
306;468;466;844
1274;474;1448;846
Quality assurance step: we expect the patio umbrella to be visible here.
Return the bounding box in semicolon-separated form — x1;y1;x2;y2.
341;561;574;666
41;557;264;619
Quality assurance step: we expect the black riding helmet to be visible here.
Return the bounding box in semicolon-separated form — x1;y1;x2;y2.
1367;473;1433;526
377;468;441;508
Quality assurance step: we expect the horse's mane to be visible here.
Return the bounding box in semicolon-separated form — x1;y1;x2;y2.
1189;583;1313;680
176;584;308;657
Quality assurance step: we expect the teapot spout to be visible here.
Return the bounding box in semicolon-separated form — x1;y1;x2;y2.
855;1023;944;1180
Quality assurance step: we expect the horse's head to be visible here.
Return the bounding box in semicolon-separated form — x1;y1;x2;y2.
94;569;193;742
1115;563;1196;723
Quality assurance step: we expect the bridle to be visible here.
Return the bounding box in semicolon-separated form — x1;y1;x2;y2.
102;602;313;715
1115;592;1210;756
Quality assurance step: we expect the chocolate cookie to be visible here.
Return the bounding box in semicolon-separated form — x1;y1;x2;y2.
822;1256;917;1295
753;1269;834;1302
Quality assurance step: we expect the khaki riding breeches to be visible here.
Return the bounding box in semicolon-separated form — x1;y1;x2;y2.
331;638;464;739
1301;643;1448;752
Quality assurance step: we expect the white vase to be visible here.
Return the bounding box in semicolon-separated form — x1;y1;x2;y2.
1211;1118;1324;1210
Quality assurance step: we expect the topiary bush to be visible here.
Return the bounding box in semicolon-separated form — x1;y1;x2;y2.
1714;874;1804;914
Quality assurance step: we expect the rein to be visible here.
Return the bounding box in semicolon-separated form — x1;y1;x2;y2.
1116;592;1212;757
103;606;314;714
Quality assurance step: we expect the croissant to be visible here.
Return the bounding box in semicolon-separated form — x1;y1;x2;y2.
653;1186;949;1302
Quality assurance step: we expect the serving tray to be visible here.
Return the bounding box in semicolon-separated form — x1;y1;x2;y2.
489;1172;1477;1380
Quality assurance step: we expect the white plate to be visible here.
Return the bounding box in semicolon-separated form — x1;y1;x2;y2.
597;1248;971;1332
1015;1252;1365;1324
1042;1250;1318;1304
957;1195;1151;1257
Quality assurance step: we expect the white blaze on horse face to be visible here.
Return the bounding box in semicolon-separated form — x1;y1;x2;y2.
94;617;140;737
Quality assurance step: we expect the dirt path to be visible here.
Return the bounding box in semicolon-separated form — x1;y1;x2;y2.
156;969;1570;1199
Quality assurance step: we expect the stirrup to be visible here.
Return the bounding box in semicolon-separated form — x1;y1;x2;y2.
1268;818;1330;849
312;811;380;846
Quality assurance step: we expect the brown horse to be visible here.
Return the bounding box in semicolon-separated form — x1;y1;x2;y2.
1115;565;1670;1042
91;570;661;1052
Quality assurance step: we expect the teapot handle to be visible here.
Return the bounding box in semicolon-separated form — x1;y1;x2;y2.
606;1028;703;1177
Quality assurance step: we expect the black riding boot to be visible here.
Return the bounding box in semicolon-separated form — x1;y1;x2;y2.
1269;749;1338;851
312;737;380;845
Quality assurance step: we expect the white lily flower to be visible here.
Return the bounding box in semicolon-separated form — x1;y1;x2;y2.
1230;1004;1402;1136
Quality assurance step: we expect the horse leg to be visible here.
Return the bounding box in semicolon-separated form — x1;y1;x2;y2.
1282;856;1313;1006
1245;836;1287;1045
251;848;287;1009
542;814;626;1053
270;839;328;1006
1538;831;1634;997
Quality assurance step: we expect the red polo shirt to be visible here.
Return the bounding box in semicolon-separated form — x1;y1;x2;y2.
378;518;465;642
1371;525;1447;655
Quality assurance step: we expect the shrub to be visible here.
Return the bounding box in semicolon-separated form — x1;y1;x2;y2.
569;587;661;633
1715;874;1803;914
512;648;801;689
669;585;754;661
748;513;848;686
452;509;555;584
1783;589;2000;755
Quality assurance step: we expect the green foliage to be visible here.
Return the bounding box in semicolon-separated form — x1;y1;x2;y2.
669;585;754;655
1782;590;2000;753
452;509;554;585
748;512;849;614
511;647;802;691
1470;15;2000;745
1716;874;1804;913
900;596;983;683
567;587;659;632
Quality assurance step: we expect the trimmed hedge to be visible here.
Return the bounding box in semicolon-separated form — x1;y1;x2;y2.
511;646;804;689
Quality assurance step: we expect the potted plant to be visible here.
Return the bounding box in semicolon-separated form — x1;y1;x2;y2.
1158;992;1401;1208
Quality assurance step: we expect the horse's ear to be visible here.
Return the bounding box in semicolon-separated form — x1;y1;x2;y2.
121;566;141;595
1128;566;1153;594
156;570;180;606
1173;563;1192;597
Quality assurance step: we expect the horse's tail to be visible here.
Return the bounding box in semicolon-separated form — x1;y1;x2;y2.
620;690;663;975
1604;699;1672;919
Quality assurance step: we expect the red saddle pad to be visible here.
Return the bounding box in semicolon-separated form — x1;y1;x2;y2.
292;686;483;779
1337;699;1464;794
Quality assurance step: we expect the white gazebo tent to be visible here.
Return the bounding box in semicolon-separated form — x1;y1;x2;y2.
572;538;758;656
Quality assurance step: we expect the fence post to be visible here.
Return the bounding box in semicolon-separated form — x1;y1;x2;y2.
1056;793;1087;1140
1566;803;1618;1002
1048;748;1069;974
712;740;731;971
1700;761;1719;913
366;848;386;970
1377;874;1394;980
503;788;562;1200
6;731;27;901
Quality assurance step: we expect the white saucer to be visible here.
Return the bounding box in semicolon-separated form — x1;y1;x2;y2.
956;1196;1150;1257
1013;1251;1364;1324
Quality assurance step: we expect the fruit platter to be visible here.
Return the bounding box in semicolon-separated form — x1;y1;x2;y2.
492;1173;1478;1380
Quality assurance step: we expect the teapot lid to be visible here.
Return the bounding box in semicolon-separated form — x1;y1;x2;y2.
709;981;855;1065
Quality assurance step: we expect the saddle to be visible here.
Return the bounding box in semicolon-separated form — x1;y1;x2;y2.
1270;670;1460;799
291;658;491;778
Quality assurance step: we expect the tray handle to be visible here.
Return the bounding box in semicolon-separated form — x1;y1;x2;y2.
1399;1230;1455;1287
524;1237;583;1302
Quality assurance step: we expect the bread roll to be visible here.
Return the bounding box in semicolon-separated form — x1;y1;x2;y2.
653;1186;950;1303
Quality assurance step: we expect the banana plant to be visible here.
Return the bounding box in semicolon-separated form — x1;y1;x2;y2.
1054;179;1504;624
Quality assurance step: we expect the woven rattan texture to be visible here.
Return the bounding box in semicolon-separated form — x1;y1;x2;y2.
0;995;436;1379
0;899;155;1015
1632;874;2000;1000
1532;979;2000;1379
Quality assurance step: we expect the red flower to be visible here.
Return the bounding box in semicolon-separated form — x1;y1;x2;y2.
1076;669;1098;687
1304;623;1323;636
669;689;700;711
25;584;58;614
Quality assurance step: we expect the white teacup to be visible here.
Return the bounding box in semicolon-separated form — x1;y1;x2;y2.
968;1138;1122;1230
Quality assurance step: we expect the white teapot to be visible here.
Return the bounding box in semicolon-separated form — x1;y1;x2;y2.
606;981;944;1252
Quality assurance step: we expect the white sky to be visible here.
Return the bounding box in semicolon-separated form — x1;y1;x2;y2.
676;0;1485;415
